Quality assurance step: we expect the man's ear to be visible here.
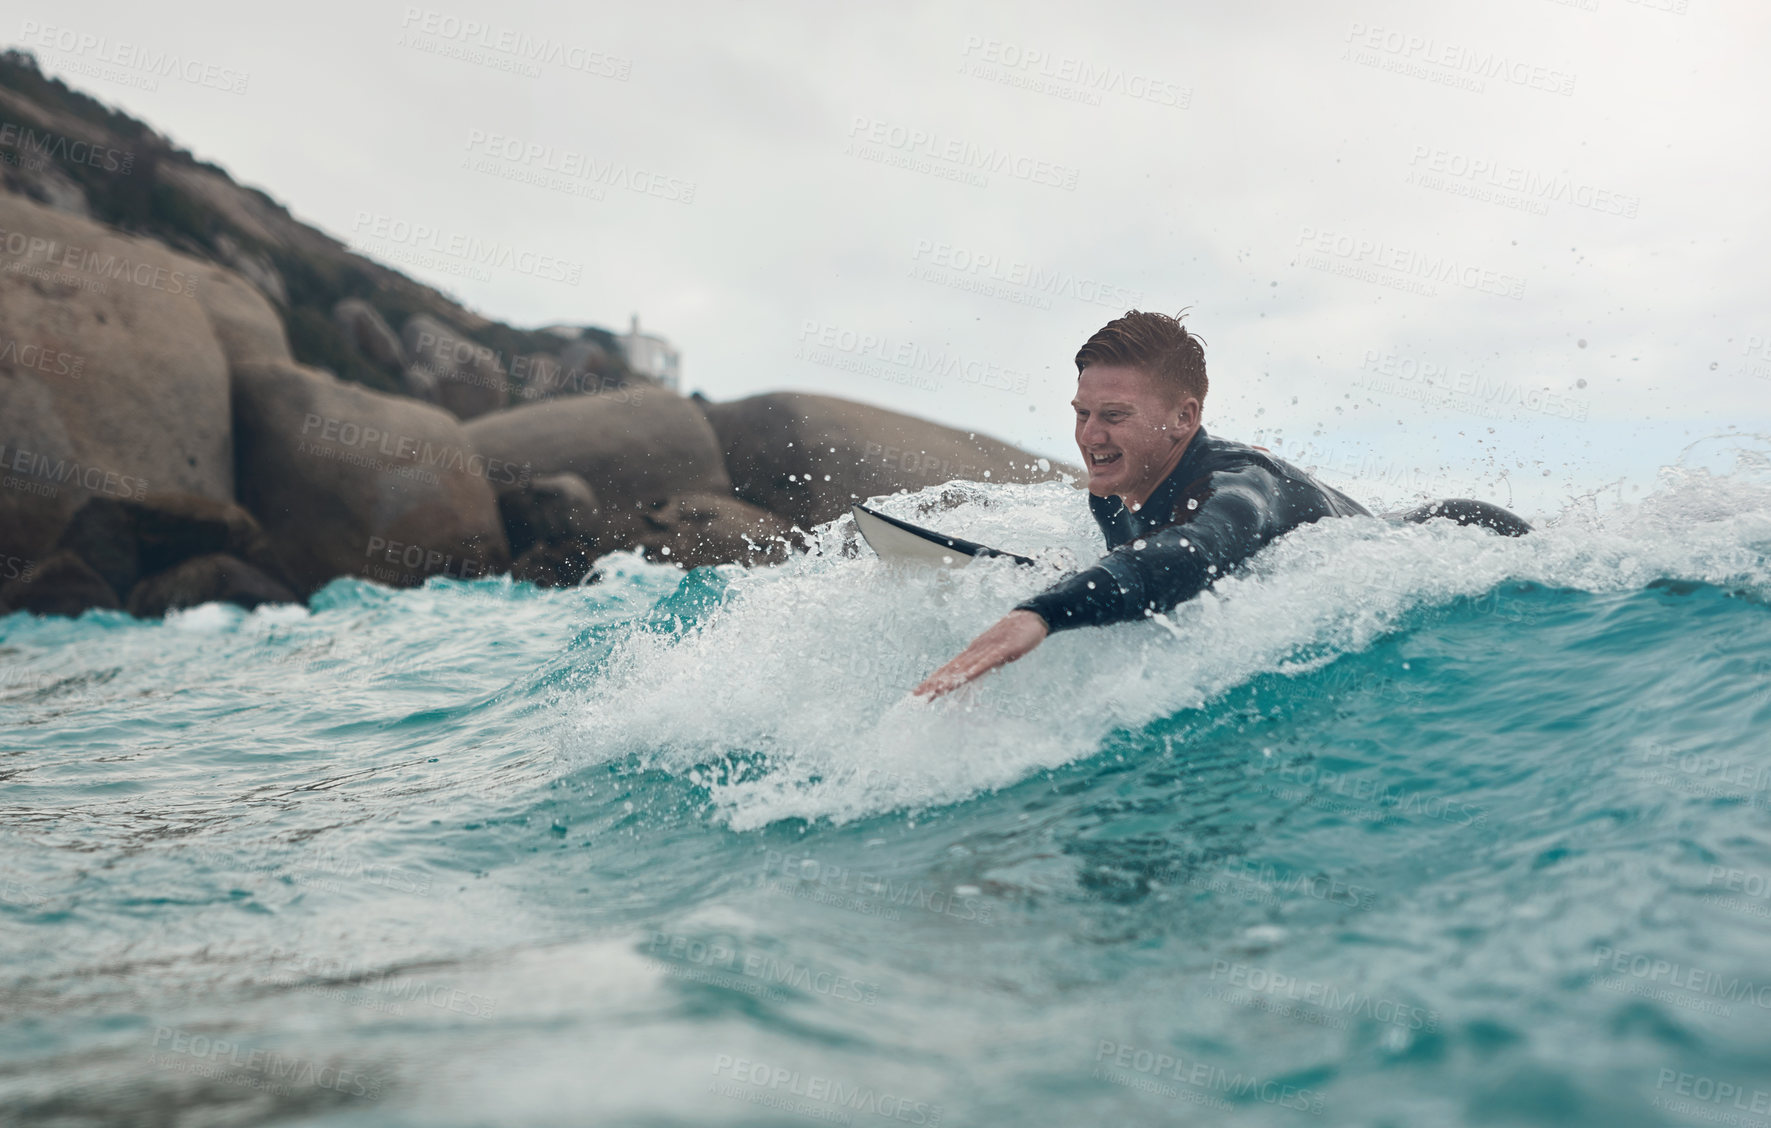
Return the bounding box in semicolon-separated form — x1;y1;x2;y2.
1176;396;1201;430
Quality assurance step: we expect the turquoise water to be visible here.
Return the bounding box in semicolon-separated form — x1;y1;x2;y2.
5;466;1771;1127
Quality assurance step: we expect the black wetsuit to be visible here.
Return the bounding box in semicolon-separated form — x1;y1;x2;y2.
1015;427;1371;631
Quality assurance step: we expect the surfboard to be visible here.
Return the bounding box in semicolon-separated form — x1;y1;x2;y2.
851;504;1035;568
853;494;1530;570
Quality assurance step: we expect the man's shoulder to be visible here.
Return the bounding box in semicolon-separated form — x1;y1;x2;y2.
1190;431;1287;476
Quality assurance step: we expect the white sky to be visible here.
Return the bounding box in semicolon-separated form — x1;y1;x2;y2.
16;0;1771;515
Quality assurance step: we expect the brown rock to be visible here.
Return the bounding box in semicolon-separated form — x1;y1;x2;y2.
497;473;600;556
333;298;404;377
509;353;561;403
54;493;292;598
231;360;511;595
0;193;233;567
126;553;298;617
699;392;1070;529
609;492;792;569
401;314;508;420
0;549;119;617
465;389;731;510
195;264;293;370
511;536;603;589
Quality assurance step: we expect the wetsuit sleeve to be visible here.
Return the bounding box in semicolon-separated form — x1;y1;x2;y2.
1014;466;1286;632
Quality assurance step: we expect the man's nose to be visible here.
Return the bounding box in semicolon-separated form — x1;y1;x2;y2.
1078;418;1107;446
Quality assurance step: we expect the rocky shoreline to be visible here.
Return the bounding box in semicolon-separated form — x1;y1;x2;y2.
0;51;1068;618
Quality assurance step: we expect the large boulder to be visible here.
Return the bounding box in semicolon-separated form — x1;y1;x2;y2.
195;265;293;370
612;492;792;569
509;353;562;403
54;493;293;600
509;492;789;585
0;194;234;566
511;537;602;589
465;390;732;511
497;472;600;557
126;554;297;617
333;298;404;377
231;361;511;595
699;392;1069;529
401;314;508;420
0;549;119;617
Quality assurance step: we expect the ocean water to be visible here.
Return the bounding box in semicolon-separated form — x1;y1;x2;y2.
5;458;1771;1128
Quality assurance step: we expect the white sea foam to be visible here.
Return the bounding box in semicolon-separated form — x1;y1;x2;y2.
567;448;1771;830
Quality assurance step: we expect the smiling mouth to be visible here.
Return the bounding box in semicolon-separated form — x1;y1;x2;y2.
1088;452;1122;470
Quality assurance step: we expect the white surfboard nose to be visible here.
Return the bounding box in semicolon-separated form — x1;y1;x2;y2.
851;504;969;568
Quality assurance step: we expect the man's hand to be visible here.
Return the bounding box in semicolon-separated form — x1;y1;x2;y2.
912;610;1049;700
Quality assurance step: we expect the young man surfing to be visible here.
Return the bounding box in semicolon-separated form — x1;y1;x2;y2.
912;310;1520;700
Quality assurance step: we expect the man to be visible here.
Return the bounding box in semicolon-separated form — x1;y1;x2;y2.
912;310;1372;699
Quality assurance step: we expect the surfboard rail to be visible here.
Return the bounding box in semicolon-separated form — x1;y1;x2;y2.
851;504;1036;567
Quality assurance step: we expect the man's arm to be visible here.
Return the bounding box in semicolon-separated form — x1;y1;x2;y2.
910;609;1048;698
1015;468;1279;632
914;467;1287;700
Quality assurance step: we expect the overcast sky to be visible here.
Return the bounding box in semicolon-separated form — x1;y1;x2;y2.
17;0;1771;514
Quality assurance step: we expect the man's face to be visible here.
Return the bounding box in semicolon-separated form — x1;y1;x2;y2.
1072;364;1200;502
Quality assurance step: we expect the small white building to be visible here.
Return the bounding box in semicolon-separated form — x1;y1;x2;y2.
618;314;680;391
